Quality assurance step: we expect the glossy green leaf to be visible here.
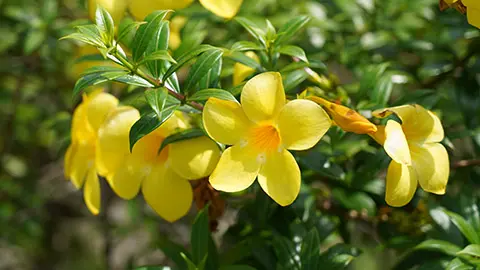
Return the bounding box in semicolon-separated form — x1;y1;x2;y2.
184;48;224;93
414;239;462;256
142;50;176;64
131;10;171;62
75;25;105;47
446;258;474;270
129;107;177;151
144;88;169;119
358;63;389;96
318;244;361;270
235;17;267;48
113;74;154;88
191;205;210;264
158;129;205;152
163;45;214;82
226;51;262;71
443;209;480;244
275;15;310;46
456;244;480;264
198;56;222;89
95;5;114;45
60;32;103;47
300;229;321;270
117;20;145;46
277;45;309;63
145;21;170;79
231;41;263;52
73;70;128;97
181;253;198;270
187;89;236;102
282;69;309;93
370;73;394;105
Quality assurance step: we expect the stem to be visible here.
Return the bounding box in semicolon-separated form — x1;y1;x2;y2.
112;49;204;111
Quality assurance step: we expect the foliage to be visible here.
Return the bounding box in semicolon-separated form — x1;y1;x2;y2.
1;0;480;269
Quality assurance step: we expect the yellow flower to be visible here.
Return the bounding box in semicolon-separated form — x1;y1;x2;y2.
372;105;450;207
169;16;188;50
308;96;377;135
96;111;221;222
88;0;128;23
203;72;331;205
64;90;119;214
199;0;244;19
233;51;259;86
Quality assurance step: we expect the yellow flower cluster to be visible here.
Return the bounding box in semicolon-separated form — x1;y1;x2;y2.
65;70;450;221
65;90;220;221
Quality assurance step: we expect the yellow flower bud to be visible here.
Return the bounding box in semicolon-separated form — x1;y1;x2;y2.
308;96;377;135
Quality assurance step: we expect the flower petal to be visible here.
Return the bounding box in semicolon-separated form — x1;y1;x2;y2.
203;98;252;145
410;143;450;195
373;104;444;143
142;166;193;222
384;120;411;165
71;102;95;142
86;92;119;132
129;0;194;20
233;51;258;86
83;168;100;215
209;144;261;192
370;125;386;145
467;7;480;29
108;156;146;199
69;142;95;189
96;106;140;177
278;99;331;151
385;161;418;207
199;0;243;19
169;137;221;180
257;149;300;206
241;72;286;123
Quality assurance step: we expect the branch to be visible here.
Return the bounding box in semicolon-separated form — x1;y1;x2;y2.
452;159;480;169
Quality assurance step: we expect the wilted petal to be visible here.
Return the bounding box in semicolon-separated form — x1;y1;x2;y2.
169;137;221;180
410;143;450;195
385;161;418;207
83;169;101;215
241;72;286;123
384;120;411;165
278;99;331;151
209;144;261;192
373;104;444;143
257;149;300;206
203;98;252;145
86;92;119;132
199;0;243;19
96;106;140;177
233;51;258;86
129;0;194;20
142;166;193;222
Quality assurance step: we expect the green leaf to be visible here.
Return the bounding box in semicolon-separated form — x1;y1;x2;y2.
144;88;170;119
145;21;170;79
414;239;462;256
113;74;155;88
272;236;299;270
60;32;102;47
300;229;321;270
275;15;310;46
24;30;46;55
95;5;115;45
265;19;277;42
134;266;170;270
163;45;214;82
181;253;198;270
231;41;263;52
235;17;267;48
157;236;190;270
198;56;222;89
158;128;206;152
220;266;257;270
75;25;105;47
370;73;394;105
280;61;309;73
331;189;376;216
41;0;58;22
319;244;361;270
187;89;236;102
282;69;309;93
226;51;262;71
129;107;177;151
446;258;474;270
73;70;128;97
117;20;145;45
358;63;389;96
131;10;171;62
443;209;480;244
142;50;176;64
184;48;224;93
81;66;127;75
191;205;210;264
277;45;308;63
456;244;480;264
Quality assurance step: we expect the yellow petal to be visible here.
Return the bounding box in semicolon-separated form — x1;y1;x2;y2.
373;104;444;143
86;92;119;132
257;149;300;206
384;120;412;165
385;161;418;207
129;0;194;20
96;106;140;177
203;98;252;145
241;72;286;123
278;99;331;151
233;52;259;86
142;166;193;222
71;102;95;142
199;0;243;19
467;7;480;29
83;168;101;215
370;125;386;145
69;142;96;189
89;0;128;23
108;156;144;199
154;111;190;138
463;0;480;9
410;143;450;195
169;137;221;180
209;144;261;192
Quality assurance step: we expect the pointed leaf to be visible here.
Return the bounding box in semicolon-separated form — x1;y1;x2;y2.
235;17;267;48
131;10;171;62
95;5;114;45
145;21;170;79
159;129;206;152
198;56;222;89
414;239;462;256
187;89;236;102
163;45;214;82
113;74;154;87
277;45;308;63
73;70;128;97
301;229;321;270
191;205;210;264
184;48;224;93
275;15;310;46
226;51;262;70
231;41;264;52
443;209;480;244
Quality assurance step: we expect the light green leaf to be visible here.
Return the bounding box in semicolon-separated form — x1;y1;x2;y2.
131;10;171;62
231;41;263;52
163;45;214;82
235;17;267;48
456;244;480;264
275;15;310;46
24;30;46;55
73;70;128;97
414;239;462;256
277;45;309;63
446;258;474;270
184;48;224;93
117;20;146;45
95;5;115;45
145;21;170;79
226;51;262;71
113;74;154;87
142;50;176;64
187;89;236;102
443;209;480;244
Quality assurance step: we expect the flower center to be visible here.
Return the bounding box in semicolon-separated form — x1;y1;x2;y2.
248;124;281;153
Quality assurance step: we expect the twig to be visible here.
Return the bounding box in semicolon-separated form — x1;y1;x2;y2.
452;159;480;169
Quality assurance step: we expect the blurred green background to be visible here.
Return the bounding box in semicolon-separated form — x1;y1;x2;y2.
1;0;480;269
